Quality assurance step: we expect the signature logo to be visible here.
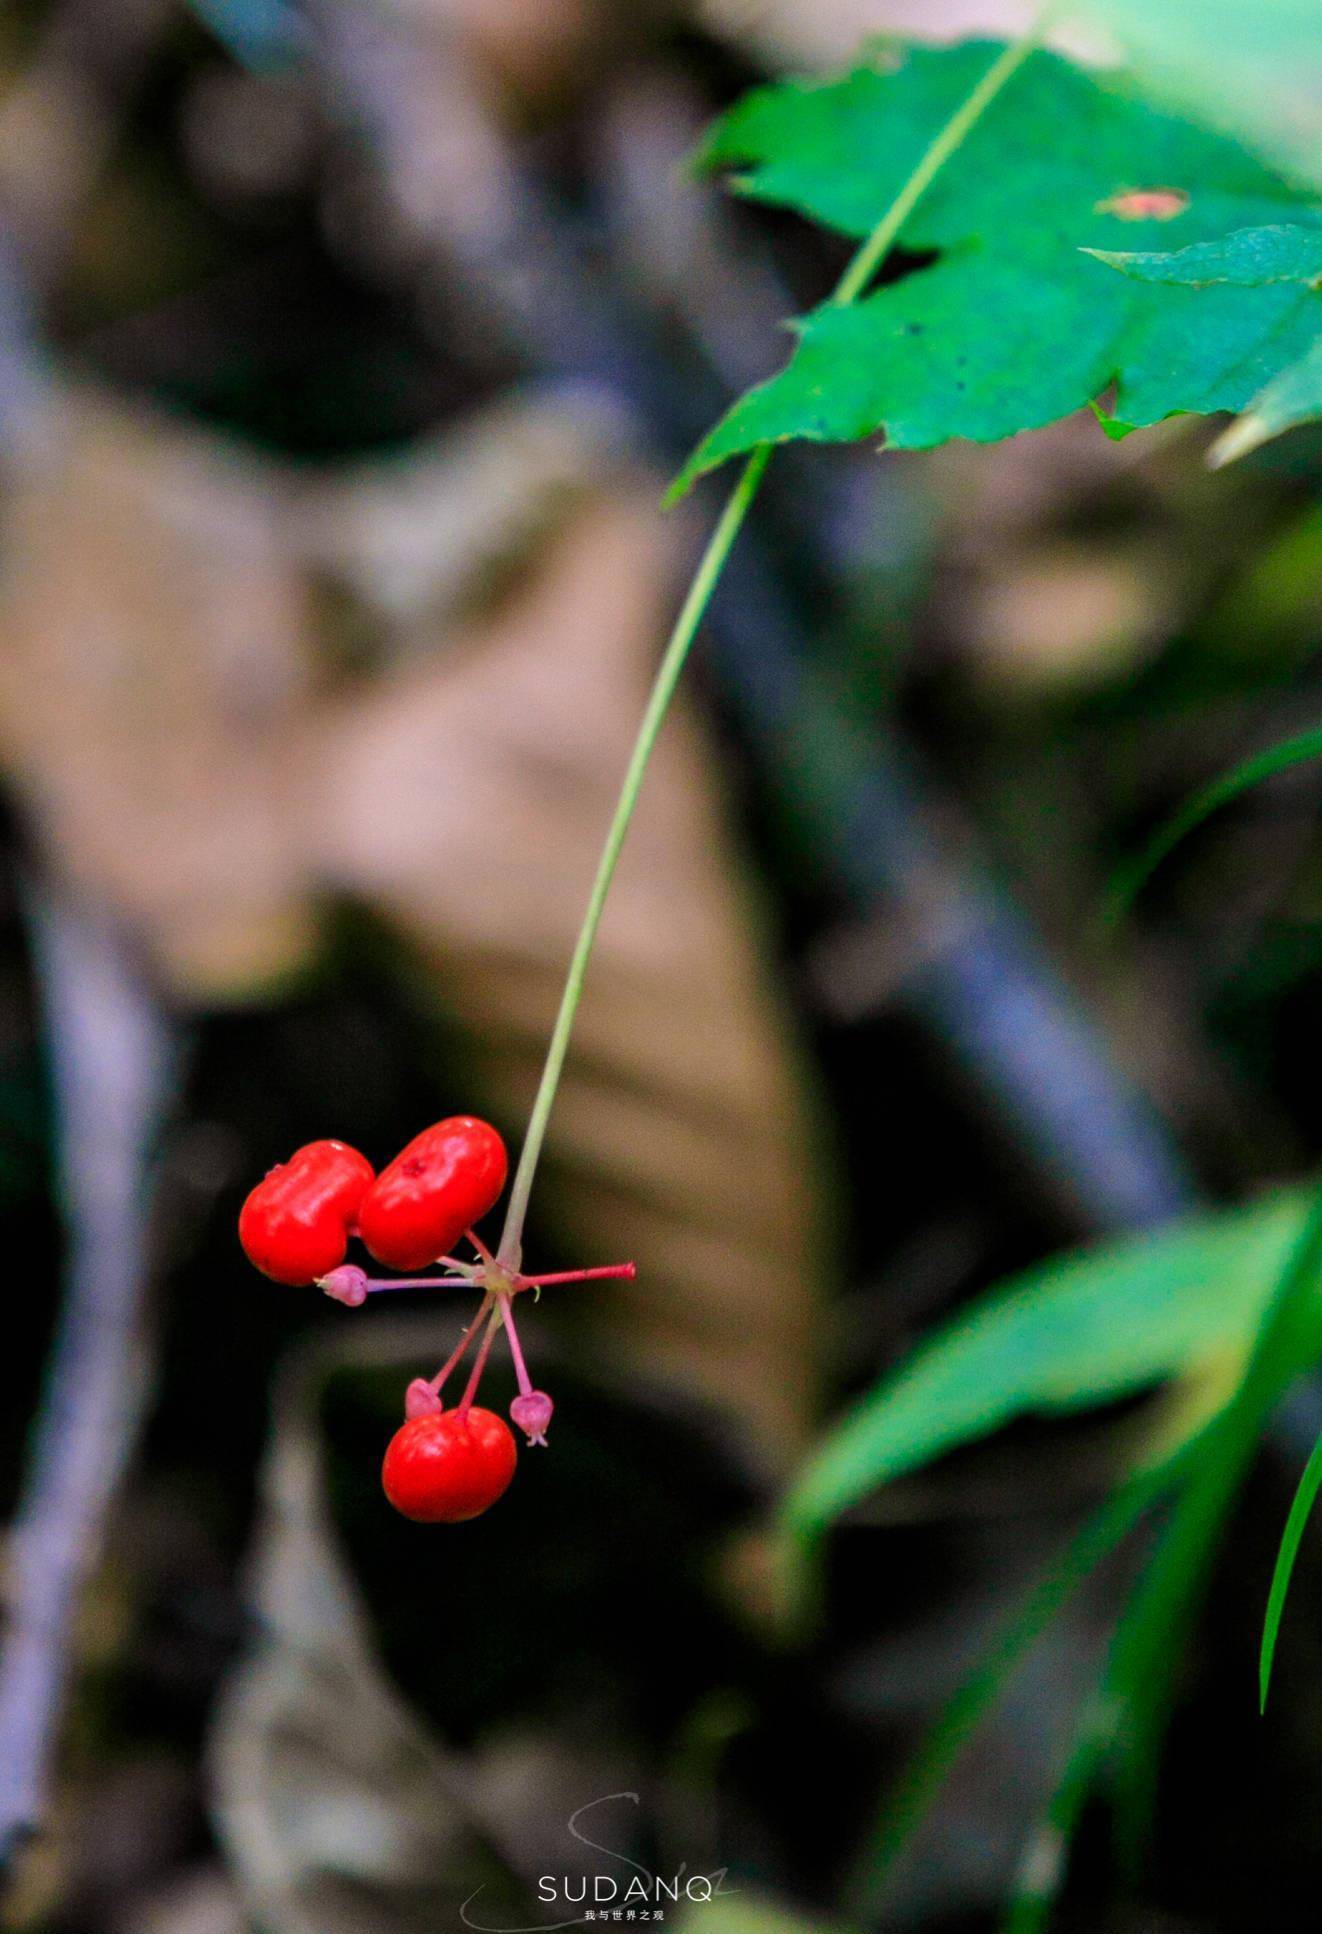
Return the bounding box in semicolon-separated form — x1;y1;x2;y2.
461;1792;738;1932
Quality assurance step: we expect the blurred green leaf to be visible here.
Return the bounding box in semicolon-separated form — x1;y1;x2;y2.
850;1193;1322;1922
1081;0;1322;190
784;1191;1313;1544
677;42;1322;493
1109;722;1322;915
1212;335;1322;463
1004;1191;1322;1910
677;1897;846;1934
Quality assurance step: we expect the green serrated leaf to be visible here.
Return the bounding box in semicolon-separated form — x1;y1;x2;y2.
676;42;1322;493
783;1190;1313;1545
1089;221;1322;286
1088;225;1322;462
1211;333;1322;463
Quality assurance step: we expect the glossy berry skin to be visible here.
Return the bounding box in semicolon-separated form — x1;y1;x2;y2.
239;1140;375;1286
359;1117;508;1270
381;1408;517;1523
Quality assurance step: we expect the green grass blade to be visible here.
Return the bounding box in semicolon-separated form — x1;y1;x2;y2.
1106;1182;1322;1870
998;1444;1230;1932
1105;1451;1241;1873
1003;1701;1112;1934
1108;725;1322;920
1128;1175;1322;1810
1260;1424;1322;1711
832;1180;1322;1922
843;1447;1189;1922
989;1184;1322;1926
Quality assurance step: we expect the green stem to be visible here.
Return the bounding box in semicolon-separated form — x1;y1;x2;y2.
495;443;768;1265
831;31;1042;306
495;25;1042;1268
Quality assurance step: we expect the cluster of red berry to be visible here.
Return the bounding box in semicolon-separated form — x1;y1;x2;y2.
238;1119;634;1523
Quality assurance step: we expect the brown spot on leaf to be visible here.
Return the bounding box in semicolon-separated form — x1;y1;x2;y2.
1096;186;1190;221
866;42;904;74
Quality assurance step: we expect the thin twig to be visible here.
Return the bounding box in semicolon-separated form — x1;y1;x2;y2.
0;893;176;1865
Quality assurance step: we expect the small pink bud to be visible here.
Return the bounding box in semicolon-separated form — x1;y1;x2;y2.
510;1389;554;1446
318;1264;369;1308
405;1378;443;1419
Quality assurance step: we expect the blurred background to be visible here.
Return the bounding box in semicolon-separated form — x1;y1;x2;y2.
5;2;1322;1930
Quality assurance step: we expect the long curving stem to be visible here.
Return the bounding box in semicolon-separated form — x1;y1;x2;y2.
830;32;1045;306
494;25;1043;1270
495;444;768;1266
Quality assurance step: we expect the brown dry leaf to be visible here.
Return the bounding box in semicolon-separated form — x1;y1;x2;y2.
290;391;621;629
399;0;602;104
0;382;827;1467
0;386;612;996
0;387;319;996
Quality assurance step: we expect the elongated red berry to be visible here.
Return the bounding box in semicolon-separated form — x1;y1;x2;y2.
359;1117;508;1270
239;1139;375;1286
381;1407;517;1522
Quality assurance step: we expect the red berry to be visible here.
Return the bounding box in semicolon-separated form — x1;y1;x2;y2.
381;1407;517;1522
359;1117;508;1270
238;1139;375;1286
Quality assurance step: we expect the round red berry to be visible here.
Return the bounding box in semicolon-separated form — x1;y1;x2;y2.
359;1117;508;1270
381;1407;518;1523
238;1139;375;1286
